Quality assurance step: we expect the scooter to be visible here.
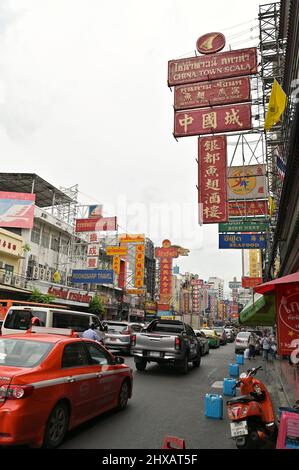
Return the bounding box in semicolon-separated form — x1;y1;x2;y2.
226;366;277;449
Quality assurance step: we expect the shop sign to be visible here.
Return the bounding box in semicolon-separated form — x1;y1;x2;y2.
174;76;250;110
174;103;252;137
0;192;35;229
241;277;263;288
228;164;267;200
219;233;266;249
196;32;226;54
276;283;299;355
228;200;268;217
219;219;269;232
75;217;117;232
71;269;114;284
198;135;228;223
168;47;257;87
106;246;127;256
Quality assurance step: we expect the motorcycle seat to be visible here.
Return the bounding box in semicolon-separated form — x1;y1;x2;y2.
227;395;256;405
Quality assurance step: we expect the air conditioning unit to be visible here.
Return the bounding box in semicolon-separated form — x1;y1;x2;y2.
39;267;45;280
45;270;51;282
32;266;39;280
30;255;38;264
13;276;21;287
4;274;12;285
0;261;5;269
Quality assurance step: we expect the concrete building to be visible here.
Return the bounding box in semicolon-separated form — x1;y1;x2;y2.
208;277;224;300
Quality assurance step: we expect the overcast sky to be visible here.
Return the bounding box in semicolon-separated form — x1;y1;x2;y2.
0;0;271;292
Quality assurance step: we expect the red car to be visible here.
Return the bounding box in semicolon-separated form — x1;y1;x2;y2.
0;326;133;448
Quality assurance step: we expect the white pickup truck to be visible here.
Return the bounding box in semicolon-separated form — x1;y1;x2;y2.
131;319;201;374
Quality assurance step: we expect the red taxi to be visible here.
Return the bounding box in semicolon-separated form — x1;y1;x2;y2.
0;327;133;448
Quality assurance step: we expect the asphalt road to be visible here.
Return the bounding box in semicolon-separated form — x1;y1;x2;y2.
61;343;242;449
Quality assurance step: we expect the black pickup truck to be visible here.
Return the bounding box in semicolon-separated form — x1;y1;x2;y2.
131;319;201;374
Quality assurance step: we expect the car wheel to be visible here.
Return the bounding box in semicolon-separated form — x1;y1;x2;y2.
117;380;129;411
193;353;201;368
135;359;147;371
43;402;69;449
176;355;188;374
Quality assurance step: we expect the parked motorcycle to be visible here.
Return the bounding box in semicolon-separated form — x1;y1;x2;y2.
226;366;277;449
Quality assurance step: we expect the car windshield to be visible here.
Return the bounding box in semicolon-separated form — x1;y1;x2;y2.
151;323;184;334
106;323;128;333
202;330;215;335
214;328;223;333
237;332;250;338
0;338;53;368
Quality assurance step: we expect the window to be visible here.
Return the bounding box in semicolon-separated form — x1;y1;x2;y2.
5;265;14;275
41;230;50;249
106;323;128;333
84;342;110;366
61;342;90;368
52;311;90;333
4;309;47;330
131;324;142;332
185;325;195;336
50;235;60;252
151;323;184;334
31;225;41;244
0;338;53;367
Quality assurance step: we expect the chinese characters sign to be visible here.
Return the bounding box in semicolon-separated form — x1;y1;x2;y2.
155;240;179;306
135;244;145;288
174;77;250;110
198;135;228;223
228;200;269;217
174;103;252;137
106;246;128;256
168;47;257;87
276;283;299;355
242;277;262;288
228;164;267;200
75;217;117;232
219;234;266;249
0;192;35;229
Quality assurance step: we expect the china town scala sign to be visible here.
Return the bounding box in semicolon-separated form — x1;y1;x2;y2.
168;47;257;87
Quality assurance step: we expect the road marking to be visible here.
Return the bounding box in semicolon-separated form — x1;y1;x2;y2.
207;368;217;378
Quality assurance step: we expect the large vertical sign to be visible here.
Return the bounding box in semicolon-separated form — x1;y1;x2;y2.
198;135;228;223
0;192;36;229
155;240;179;308
276;283;299;355
135;244;145;288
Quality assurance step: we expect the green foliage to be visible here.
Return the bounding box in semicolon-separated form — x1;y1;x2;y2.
29;288;56;304
89;295;106;318
22;243;31;253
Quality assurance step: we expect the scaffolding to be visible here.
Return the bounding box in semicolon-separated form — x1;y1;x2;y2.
258;2;287;274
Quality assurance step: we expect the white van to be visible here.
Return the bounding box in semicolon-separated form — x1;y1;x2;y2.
2;306;105;337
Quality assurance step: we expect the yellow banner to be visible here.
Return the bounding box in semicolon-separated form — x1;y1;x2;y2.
112;256;120;274
127;289;145;295
106;246;127;256
249;249;262;278
264;79;287;131
119;234;145;243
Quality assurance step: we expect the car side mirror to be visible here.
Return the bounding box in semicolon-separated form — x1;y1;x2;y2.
114;356;124;365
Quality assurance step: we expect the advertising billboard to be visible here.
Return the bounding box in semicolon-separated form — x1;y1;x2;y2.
106;246;128;256
198;135;228;223
242;277;262;288
119;234;145;243
174;103;252;138
168;47;258;87
227;164;267;200
228;200;269;217
219;219;269;233
0;191;36;229
75;217;117;232
71;269;114;284
219;233;266;249
88;205;103;218
174;77;251;110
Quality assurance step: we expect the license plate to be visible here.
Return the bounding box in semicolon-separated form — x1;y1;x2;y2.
150;351;160;357
230;421;248;438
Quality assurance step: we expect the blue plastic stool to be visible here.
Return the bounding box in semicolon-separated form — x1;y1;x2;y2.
229;363;239;377
204;393;223;419
236;354;244;365
223;378;236;397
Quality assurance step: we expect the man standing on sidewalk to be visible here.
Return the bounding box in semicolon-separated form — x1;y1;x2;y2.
248;333;256;360
261;332;271;362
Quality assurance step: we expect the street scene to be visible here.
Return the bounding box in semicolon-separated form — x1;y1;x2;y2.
0;0;299;455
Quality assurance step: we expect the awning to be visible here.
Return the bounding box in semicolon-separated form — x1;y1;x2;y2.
254;271;299;294
239;293;276;326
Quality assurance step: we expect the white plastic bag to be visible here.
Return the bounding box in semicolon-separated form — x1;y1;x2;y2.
244;348;249;359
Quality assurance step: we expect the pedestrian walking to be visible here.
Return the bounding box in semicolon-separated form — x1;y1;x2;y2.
270;335;277;360
261;333;271;362
248;333;256;360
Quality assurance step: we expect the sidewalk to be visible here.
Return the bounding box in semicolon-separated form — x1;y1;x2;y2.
272;357;299;406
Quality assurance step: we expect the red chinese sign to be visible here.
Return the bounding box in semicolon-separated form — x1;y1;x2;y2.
174;103;252;138
196;32;226;55
276;283;299;355
75;217;117;232
155;240;179;305
168;47;257;87
242;277;263;288
198;135;228;224
228;200;268;217
174;77;250;110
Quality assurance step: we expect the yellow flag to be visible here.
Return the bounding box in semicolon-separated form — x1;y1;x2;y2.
269;196;276;218
264;79;287;131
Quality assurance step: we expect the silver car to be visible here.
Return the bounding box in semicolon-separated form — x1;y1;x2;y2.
235;331;251;353
104;321;144;354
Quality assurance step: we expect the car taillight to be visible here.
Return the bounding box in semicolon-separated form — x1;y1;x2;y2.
121;329;131;335
0;384;34;400
175;337;181;350
131;334;136;346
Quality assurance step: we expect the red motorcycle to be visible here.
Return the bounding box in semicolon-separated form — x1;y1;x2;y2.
226;366;277;449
